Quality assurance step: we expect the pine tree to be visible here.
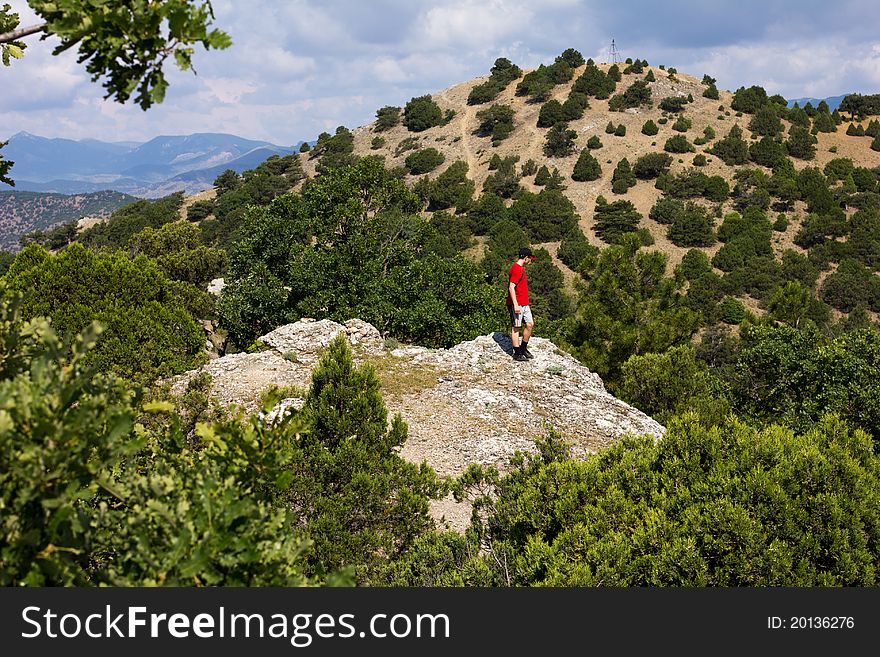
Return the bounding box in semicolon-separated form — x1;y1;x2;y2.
572;149;602;181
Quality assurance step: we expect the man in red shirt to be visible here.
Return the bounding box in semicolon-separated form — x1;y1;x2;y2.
507;247;536;362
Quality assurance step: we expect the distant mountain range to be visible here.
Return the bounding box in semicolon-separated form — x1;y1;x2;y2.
1;132;303;198
787;94;848;111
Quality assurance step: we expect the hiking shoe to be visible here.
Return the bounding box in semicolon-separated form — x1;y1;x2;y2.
513;351;528;362
522;347;534;359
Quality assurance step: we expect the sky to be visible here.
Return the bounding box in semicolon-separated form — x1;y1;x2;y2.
2;0;880;147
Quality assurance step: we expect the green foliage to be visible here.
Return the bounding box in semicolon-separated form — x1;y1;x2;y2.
708;124;750;165
557;227;598;272
614;123;627;137
475;103;516;144
404;148;445;175
2;243;205;383
186;198;215;221
573;62;616;98
571;149;602;182
443;413;880;586
482;156;521;198
537;99;565;128
821;259;880;312
731;85;768;113
425;160;475;212
846;123;866;136
5;1;231;111
787;125;817;160
678;248;712;281
666;202;716;247
671;116;692;132
839;93;880;119
403;95;444;132
702;84;720;100
77;192;184;250
562;91;589;121
557;235;700;386
467;58;522;105
128;221;226;287
659;96;688;112
664;134;693;153
633;152;672;179
608;80;651;111
641;119;659;136
733;324;880;444
620;345;726;424
611;158;636;194
748;105;783;137
292;335;441;581
218;159;497;349
749;136;787;169
718;296;746;324
593;197;642;244
375;106;401;131
543;122;577;157
508;189;578;242
692;154;707;167
824;157;855;181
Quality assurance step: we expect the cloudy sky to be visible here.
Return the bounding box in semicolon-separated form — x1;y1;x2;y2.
2;0;879;146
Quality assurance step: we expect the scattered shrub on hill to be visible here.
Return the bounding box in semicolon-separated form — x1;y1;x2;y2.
749;136;787;169
664;134;693;153
611;158;637;194
573;62;616;98
608;80;651;111
593;197;642;243
537;99;566;128
678;248;713;281
571;149;602;182
672;116;692;132
128;221;226;288
731;85;768;113
424;160;475;212
477;105;514;146
403;95;444;132
641;119;659;136
508;189;578;241
544;122;577;157
667;201;716;247
708;124;750;165
748;105;783;137
375;106;401;131
824;157;855;181
483;156;521;198
614;124;627;137
557;226;598;272
562;91;590;121
187;199;215;221
786;125;817;160
587;135;603;149
521;159;538;176
405;148;445;175
846;123;865;136
659;96;688;112
821;258;880;312
633;152;672;179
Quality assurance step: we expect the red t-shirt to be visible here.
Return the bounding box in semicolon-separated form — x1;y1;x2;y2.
507;262;529;306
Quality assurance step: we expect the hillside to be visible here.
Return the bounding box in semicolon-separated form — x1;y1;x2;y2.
299;62;877;273
0;190;137;251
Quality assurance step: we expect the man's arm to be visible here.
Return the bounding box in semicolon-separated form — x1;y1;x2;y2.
509;281;520;313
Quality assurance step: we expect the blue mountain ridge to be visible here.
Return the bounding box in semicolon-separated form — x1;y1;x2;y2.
1;132;304;198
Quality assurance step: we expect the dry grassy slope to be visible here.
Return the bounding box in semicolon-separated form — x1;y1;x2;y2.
300;63;880;274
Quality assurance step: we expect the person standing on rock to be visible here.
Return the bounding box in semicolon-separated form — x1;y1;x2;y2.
508;247;536;362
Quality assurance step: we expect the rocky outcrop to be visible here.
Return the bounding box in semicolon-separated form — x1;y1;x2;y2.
170;318;664;530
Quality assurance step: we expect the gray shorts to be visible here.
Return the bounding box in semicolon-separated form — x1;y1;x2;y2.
509;304;533;328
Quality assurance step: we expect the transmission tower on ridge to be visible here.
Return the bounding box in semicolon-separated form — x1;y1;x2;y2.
610;38;621;65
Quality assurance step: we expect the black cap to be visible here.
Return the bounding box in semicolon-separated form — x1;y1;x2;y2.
518;247;534;259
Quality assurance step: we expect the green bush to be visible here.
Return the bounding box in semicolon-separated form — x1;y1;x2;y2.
641;120;659;136
593;198;643;243
405;148;445;174
633;152;672;179
403;95;444;132
3;243;205;384
571;149;602;182
375;106;401;131
664;134;693;153
587;135;602;149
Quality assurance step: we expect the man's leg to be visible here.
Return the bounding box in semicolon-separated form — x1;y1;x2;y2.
520;306;535;358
